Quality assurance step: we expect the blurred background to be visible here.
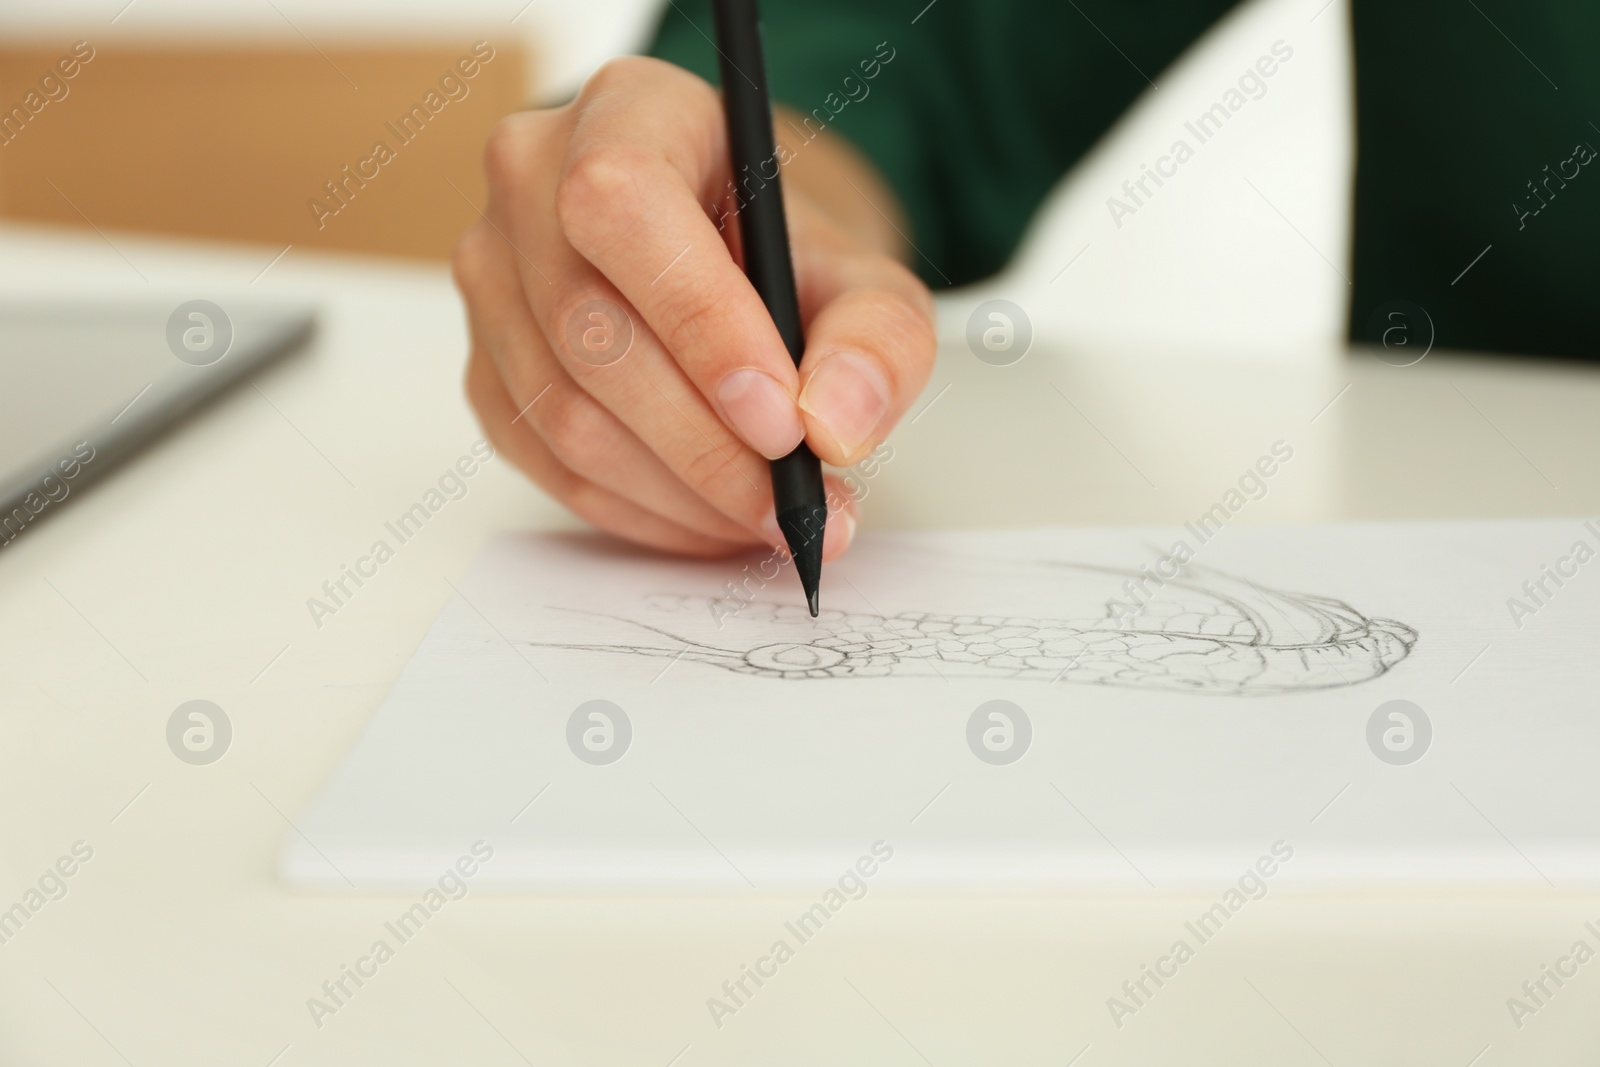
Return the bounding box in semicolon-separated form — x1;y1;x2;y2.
0;0;1354;354
0;0;670;259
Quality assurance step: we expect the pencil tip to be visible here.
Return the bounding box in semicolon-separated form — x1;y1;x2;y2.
776;503;827;619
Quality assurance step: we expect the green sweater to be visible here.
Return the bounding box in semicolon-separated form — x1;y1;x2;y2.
651;0;1598;358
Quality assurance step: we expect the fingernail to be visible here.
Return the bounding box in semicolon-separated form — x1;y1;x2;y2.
799;352;889;459
822;508;856;562
717;369;804;460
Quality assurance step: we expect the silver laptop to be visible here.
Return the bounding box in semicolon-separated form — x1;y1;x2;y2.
0;297;313;544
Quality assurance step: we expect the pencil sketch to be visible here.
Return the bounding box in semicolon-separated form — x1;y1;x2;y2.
527;560;1418;694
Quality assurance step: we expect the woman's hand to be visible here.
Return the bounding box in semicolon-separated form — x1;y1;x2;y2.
453;56;935;558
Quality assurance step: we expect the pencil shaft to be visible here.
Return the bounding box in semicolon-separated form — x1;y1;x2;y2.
709;0;805;366
710;0;828;615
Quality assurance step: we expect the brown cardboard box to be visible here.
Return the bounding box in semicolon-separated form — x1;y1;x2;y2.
0;38;530;259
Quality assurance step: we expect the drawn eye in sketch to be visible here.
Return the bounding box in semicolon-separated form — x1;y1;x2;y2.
532;561;1418;695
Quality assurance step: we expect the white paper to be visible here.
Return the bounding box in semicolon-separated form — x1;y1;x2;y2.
285;519;1600;892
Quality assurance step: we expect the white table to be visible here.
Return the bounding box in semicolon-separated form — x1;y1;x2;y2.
3;223;1598;1066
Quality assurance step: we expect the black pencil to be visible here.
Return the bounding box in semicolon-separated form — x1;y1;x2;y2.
709;0;829;617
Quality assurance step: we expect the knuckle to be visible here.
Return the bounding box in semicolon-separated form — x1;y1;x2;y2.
555;143;652;244
564;471;640;536
564;477;599;515
582;54;703;101
536;386;600;462
450;221;496;295
678;439;741;504
548;287;589;365
582;55;650;95
657;288;723;359
463;350;493;414
464;355;516;458
481;111;543;194
679;71;722;122
549;284;632;370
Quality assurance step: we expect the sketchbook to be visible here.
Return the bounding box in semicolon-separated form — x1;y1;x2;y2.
283;519;1600;892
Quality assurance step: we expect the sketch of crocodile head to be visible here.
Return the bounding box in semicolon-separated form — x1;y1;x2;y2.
530;562;1417;695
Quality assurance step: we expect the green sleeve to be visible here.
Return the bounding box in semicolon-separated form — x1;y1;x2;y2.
649;0;1234;289
1348;0;1600;358
651;0;1600;359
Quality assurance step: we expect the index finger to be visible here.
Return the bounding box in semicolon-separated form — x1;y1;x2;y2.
551;57;806;461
